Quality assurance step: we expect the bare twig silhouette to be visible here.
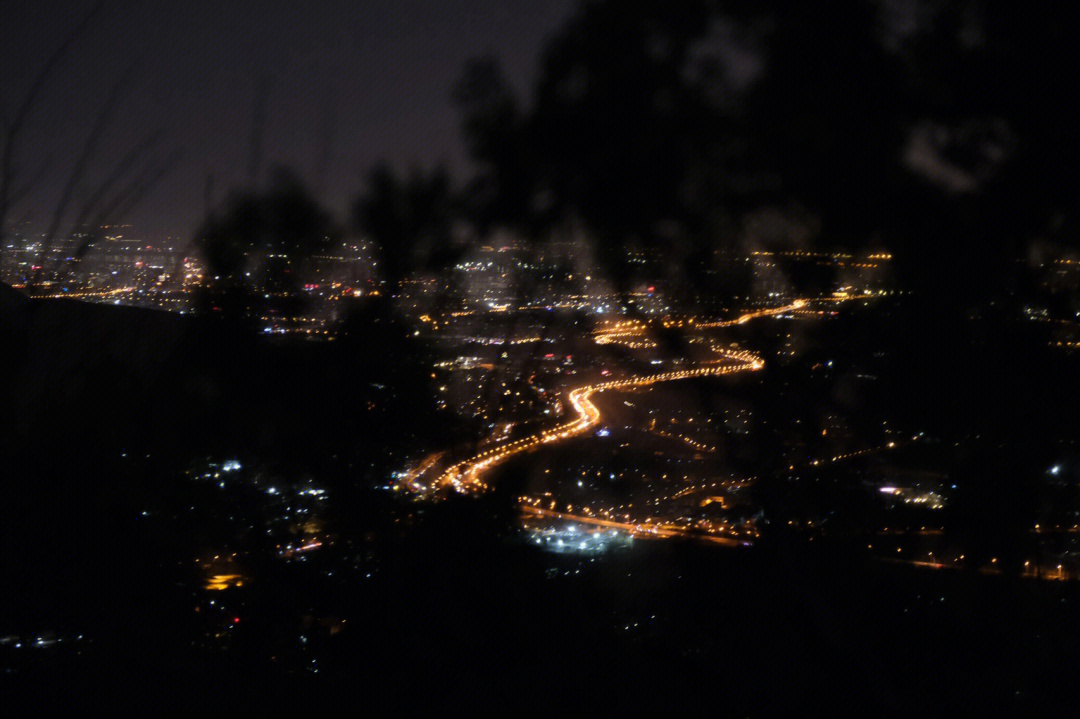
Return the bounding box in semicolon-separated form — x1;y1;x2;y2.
28;59;138;291
66;145;185;273
0;0;107;257
313;82;339;199
246;74;274;187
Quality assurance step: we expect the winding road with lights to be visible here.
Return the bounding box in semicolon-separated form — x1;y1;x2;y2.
407;299;824;496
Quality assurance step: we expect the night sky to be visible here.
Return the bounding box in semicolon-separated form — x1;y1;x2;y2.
3;0;577;241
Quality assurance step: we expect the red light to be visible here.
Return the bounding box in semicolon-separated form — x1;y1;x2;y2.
233;617;240;624
647;286;655;293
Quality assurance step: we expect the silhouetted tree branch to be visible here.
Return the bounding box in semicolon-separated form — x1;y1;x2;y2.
353;163;460;289
0;0;106;259
195;166;336;324
29;58;139;291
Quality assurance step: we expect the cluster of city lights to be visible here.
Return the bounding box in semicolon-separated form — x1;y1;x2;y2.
433;351;763;494
409;302;823;496
517;502;750;546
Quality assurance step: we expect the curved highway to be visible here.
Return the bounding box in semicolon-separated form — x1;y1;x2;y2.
413;300;819;496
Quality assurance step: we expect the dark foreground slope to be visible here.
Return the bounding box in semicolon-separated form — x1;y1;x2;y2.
0;285;444;638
